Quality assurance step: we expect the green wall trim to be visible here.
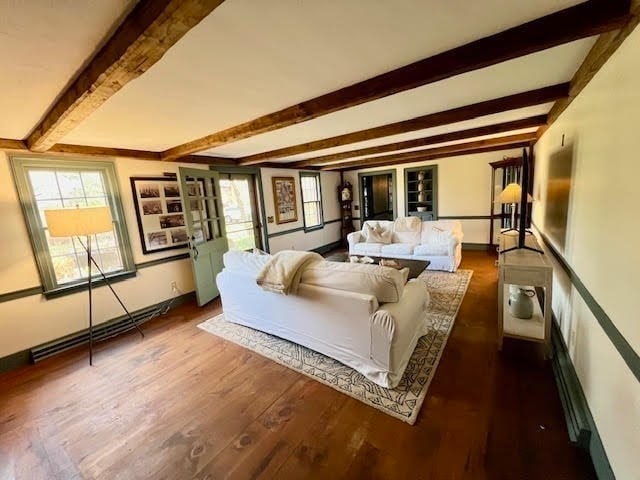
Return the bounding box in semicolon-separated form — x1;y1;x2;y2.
0;349;31;375
535;227;640;383
439;215;492;220
267;219;341;239
0;286;43;303
0;291;196;374
136;253;190;269
267;226;306;238
550;321;615;480
461;242;493;251
0;253;192;303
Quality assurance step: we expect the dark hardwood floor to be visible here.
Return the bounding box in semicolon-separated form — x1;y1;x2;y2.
0;250;596;479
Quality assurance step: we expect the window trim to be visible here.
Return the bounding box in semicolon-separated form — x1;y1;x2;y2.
10;156;136;298
299;171;324;232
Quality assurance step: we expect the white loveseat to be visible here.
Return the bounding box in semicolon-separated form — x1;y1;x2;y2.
216;250;430;388
347;218;464;272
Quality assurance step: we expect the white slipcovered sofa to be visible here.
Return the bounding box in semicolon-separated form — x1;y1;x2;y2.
216;250;430;388
347;218;464;272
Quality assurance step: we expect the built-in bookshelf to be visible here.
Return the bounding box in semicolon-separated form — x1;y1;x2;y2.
404;165;437;221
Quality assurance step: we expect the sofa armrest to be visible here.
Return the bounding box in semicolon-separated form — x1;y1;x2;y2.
448;234;462;256
347;231;363;251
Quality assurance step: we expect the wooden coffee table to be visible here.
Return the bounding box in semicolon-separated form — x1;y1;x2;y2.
371;257;430;279
325;253;430;279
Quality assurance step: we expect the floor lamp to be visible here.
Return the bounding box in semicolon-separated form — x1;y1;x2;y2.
45;206;144;365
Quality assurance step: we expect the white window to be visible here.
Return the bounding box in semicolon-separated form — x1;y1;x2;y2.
11;158;135;296
300;172;323;231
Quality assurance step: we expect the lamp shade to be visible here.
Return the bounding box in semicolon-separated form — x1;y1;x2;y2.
45;206;113;237
497;183;533;204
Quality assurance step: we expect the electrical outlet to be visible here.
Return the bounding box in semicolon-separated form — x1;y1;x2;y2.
171;281;178;293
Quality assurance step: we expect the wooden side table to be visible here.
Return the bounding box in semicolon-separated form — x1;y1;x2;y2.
497;234;553;357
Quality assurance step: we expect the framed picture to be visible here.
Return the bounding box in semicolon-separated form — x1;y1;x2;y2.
130;176;203;254
272;176;298;224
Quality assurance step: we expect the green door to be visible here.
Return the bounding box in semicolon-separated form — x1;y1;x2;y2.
178;167;229;306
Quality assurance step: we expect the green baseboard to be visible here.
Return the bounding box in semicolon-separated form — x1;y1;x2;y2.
551;321;615;480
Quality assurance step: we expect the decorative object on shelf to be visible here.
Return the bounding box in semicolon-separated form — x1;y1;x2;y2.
338;180;354;246
405;166;437;221
497;182;533;235
417;170;427;212
131;176;202;254
508;285;535;319
272;176;298;224
44;206;144;365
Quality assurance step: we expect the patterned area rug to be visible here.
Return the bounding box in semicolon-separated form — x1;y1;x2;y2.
197;269;473;424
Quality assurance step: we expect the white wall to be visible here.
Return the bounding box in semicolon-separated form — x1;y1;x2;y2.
0;153;208;358
533;26;640;479
259;167;341;252
0;157;342;358
344;148;524;244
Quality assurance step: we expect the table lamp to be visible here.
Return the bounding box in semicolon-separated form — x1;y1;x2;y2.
497;182;533;235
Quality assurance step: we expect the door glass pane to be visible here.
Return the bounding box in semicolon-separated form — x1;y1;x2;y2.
220;176;257;251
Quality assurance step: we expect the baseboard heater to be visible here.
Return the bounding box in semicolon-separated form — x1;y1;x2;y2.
30;293;192;363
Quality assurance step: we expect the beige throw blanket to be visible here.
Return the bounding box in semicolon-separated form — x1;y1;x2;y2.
256;250;323;295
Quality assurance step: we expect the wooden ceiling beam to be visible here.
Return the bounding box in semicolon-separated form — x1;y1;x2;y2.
338;143;531;172
26;0;227;152
0;139;27;151
162;0;630;160
285;115;547;168
322;133;536;171
0;139;235;165
238;84;567;166
537;0;640;139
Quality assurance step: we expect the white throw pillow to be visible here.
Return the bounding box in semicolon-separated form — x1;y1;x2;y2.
364;223;392;244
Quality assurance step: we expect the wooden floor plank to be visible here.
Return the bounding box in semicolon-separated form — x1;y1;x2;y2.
0;251;596;479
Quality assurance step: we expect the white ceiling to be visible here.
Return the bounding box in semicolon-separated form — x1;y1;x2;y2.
57;0;586;153
202;39;594;159
264;103;554;163
317;127;539;166
0;0;137;139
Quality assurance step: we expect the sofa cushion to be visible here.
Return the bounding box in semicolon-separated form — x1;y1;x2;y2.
300;261;408;303
414;243;449;256
353;242;383;255
392;217;422;244
380;243;415;255
420;220;462;244
223;250;270;276
362;221;393;240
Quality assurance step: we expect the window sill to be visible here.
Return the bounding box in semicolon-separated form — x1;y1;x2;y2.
43;270;137;300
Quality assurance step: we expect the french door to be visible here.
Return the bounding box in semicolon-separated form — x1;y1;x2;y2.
178;167;228;306
219;173;262;251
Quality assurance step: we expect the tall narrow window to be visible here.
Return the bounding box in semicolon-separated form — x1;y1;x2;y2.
300;172;323;231
11;157;135;296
